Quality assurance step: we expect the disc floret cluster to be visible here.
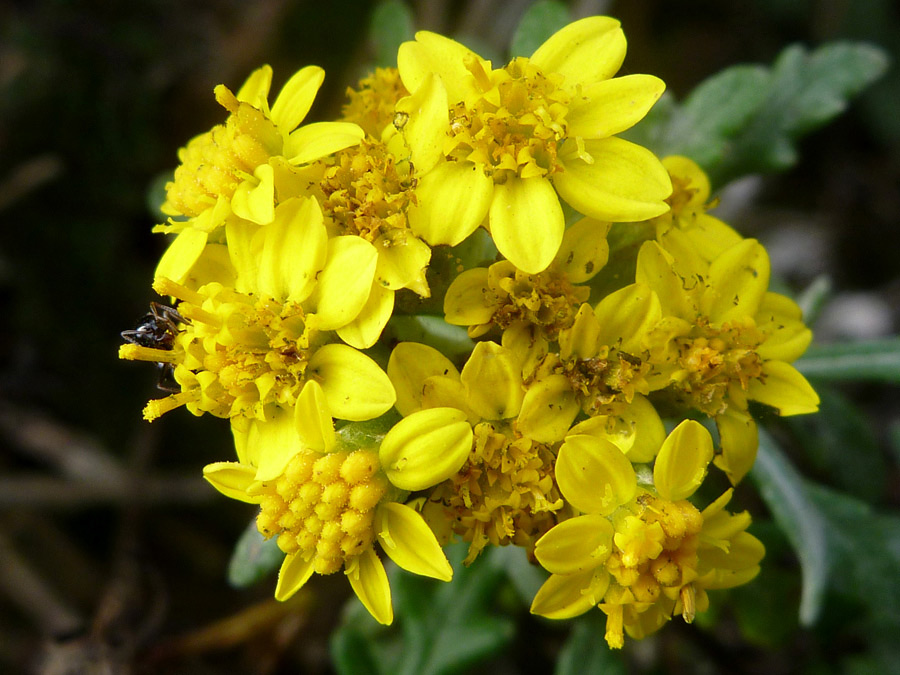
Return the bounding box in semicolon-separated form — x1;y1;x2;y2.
121;15;819;645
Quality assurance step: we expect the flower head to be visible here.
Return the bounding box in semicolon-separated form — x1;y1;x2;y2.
396;17;671;274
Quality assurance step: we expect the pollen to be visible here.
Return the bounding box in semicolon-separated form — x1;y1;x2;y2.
163;85;282;219
427;422;563;564
556;348;650;415
317;138;418;243
256;448;388;575
446;57;570;182
342;67;410;138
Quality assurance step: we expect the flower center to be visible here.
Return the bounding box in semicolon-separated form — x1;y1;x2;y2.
120;277;320;423
487;263;589;340
426;422;562;564
342;67;410;138
318;139;418;243
163;86;282;219
557;349;649;414
447;56;570;182
665;318;765;416
253;448;388;575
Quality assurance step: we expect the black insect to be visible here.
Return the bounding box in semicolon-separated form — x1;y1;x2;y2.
122;302;188;392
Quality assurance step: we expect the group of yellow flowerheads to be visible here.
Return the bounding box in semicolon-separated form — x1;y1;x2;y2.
120;16;820;648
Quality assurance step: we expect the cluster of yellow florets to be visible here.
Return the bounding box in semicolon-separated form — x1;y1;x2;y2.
121;15;819;644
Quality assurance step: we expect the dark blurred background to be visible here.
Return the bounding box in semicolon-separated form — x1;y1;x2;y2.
1;1;898;673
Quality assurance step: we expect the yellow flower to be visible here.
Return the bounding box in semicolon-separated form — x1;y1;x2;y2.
531;421;764;648
387;341;563;561
203;382;462;625
651;156;742;263
396;16;671;274
443;217;610;347
637;238;819;482
516;284;662;444
119;198;396;426
160;64;364;232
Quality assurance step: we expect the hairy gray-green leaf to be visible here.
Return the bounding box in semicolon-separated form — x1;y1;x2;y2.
751;429;829;626
794;338;900;383
510;1;570;58
227;518;283;588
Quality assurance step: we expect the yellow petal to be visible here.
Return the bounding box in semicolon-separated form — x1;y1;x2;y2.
655;226;709;280
489;176;564;274
285;121;365;165
593;283;661;356
293;380;335;453
554;218;610;282
554;137;671;222
256;197;327;303
702;239;770;323
556;435;636;515
374;230;432;293
444;267;494;327
274;553;315;601
530;568;609;620
253;408;305;482
534;514;614;575
387;342;460;417
231;164;275;225
308;236;377;331
653;420;714;501
635;241;695;321
236;64;273;110
662;155;710;205
422;374;472;417
713;409;758;485
569;394;664;464
309;343;396;421
346;548;393;625
409;161;493;246
202;461;257;503
394;72;448;174
226;219;262;295
379;408;473;491
567;75;666;139
270;65;324;131
459;341;524;420
155;228;208;286
517;373;580;443
337;283;394;350
376;502;453;581
559;304;601;361
756;292;813;363
398;31;488;104
746;361;819;416
530;16;625;87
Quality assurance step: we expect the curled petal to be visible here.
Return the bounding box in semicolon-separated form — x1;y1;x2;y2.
376;502;453;581
337;282;394;350
275;553;315;601
555;218;610;283
231;164;275;225
556;435;636;515
387;342;460;417
309;344;396;421
256;197;326;303
293;380;335;453
535;515;614;575
559;304;601;361
252;409;305;482
714;409;759;485
236;64;273;109
346;548;393;625
308;236;378;330
379;408;473;491
593;283;661;356
398;31;488;104
155;229;208;286
702;239;770;323
460;341;524;420
374;230;432;293
636;241;696;320
530;568;610;620
653;420;714;501
517;374;580;443
202;462;257;503
444;268;494;327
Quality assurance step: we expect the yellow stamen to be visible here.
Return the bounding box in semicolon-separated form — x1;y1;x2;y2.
118;343;179;364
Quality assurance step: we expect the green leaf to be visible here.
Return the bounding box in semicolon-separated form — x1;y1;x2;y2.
226;518;284;588
634;42;888;188
330;627;383;675
751;429;829;626
331;544;514;675
386;315;474;364
370;0;415;68
795;274;833;326
793;338;900;383
554;613;626;675
510;1;570;58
